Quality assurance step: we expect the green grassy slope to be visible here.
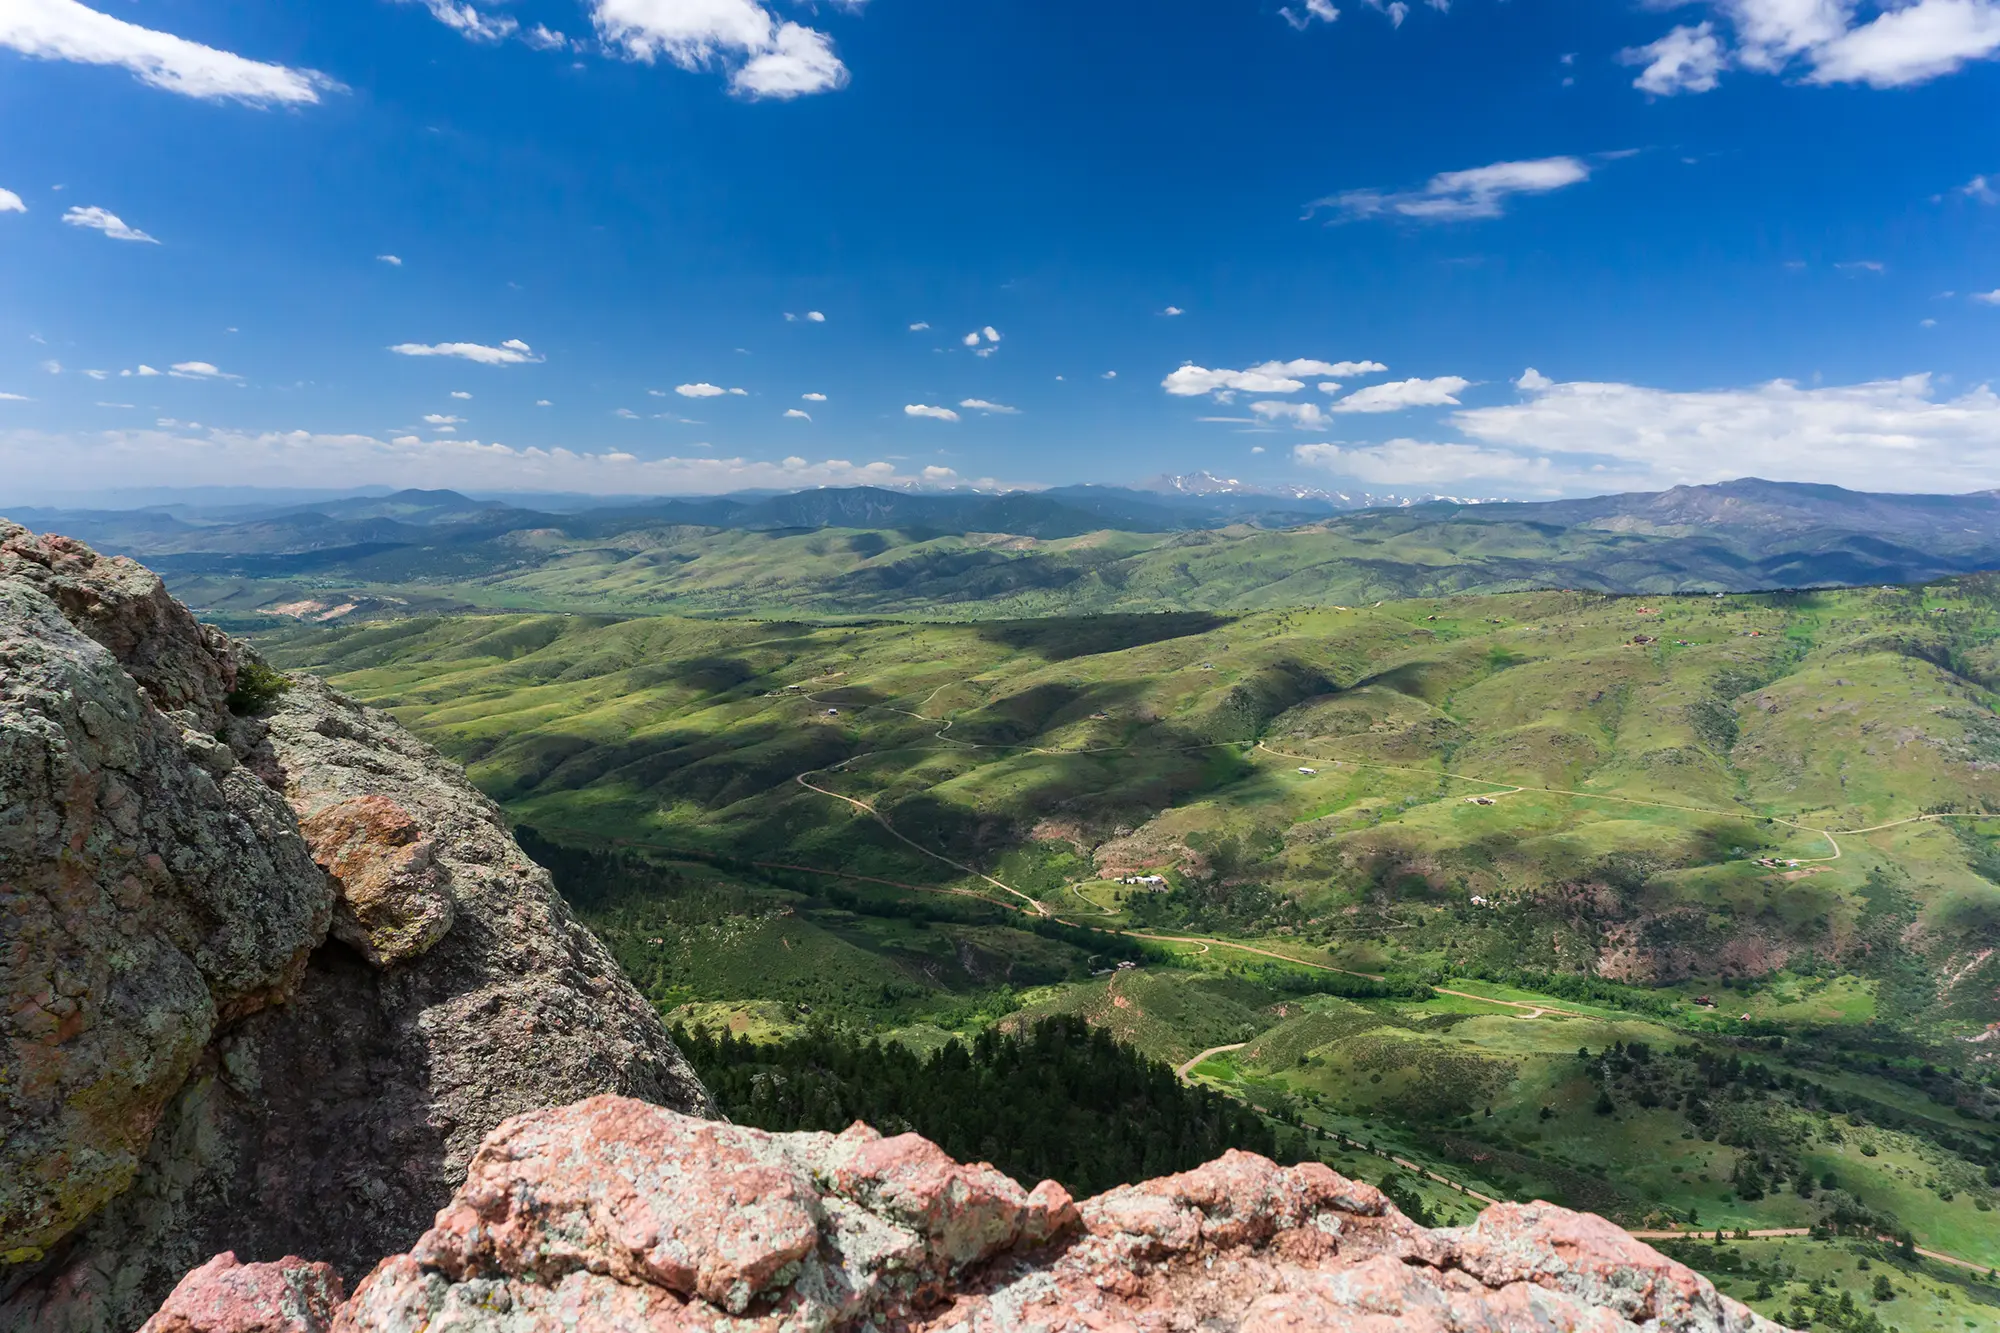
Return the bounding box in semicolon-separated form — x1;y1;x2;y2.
258;580;2000;1268
169;500;2000;625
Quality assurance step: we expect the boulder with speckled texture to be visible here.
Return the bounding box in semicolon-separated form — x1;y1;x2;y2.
184;1097;1786;1333
0;525;714;1333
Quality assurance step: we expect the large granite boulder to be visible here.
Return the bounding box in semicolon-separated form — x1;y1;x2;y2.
0;524;712;1332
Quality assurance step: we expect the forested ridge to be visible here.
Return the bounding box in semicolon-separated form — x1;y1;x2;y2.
673;1015;1278;1196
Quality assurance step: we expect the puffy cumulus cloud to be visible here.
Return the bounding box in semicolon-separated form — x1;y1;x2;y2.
423;413;465;425
1310;157;1591;223
0;0;339;105
451;390;473;400
1329;375;1471;413
1161;305;1184;316
0;423;1029;499
1622;22;1728;94
1972;289;2000;304
784;408;811;420
1453;370;2000;491
959;398;1019;414
909;321;930;331
63;205;157;242
0;189;25;214
1251;401;1328;429
1294;440;1559;486
675;382;747;397
390;339;543;365
119;365;162;377
922;465;959;483
1635;0;2000;93
801;392;828;401
589;0;850;99
904;404;960;422
962;326;1002;357
378;254;403;266
1165;359;1388;399
784;310;827;323
168;361;241;381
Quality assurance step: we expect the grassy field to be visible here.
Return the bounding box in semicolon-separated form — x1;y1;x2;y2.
257;579;2000;1266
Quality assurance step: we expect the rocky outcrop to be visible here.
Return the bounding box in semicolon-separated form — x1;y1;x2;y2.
0;524;712;1333
146;1096;1786;1333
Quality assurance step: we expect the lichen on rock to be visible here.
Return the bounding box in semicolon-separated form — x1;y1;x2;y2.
150;1097;1788;1333
0;524;713;1333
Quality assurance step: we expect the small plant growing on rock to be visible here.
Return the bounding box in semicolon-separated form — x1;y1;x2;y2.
227;660;293;715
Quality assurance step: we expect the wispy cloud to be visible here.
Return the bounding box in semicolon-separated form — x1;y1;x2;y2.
1164;359;1387;399
1309;157;1592;223
63;205;157;243
168;361;240;381
0;0;339;105
785;310;827;323
905;403;960;422
395;0;517;43
378;254;403;266
389;339;543;365
784;408;812;420
959;398;1019;415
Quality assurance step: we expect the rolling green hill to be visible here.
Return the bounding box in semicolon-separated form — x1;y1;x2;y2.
256;579;2000;1319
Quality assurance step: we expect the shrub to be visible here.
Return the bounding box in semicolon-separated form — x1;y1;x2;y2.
226;660;292;715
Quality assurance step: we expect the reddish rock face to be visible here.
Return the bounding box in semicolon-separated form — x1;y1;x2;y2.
143;1097;1786;1333
295;795;453;968
138;1253;344;1333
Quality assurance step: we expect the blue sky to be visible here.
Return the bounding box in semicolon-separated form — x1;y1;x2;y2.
2;0;1999;501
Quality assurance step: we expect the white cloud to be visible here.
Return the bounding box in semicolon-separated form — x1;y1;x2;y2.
614;408;639;419
1329;375;1470;413
922;465;958;482
451;390;473;399
423;413;465;425
1644;0;2000;92
1161;305;1184;316
1964;174;1999;203
0;189;24;214
784;408;811;420
41;361;61;375
1250;445;1265;454
676;382;747;397
807;310;826;323
959;398;1019;415
1836;259;1886;273
525;24;570;50
1515;367;1554;391
63;205;157;243
168;361;240;381
396;0;518;42
1454;370;2000;491
120;364;161;378
904;404;960;422
909;321;930;331
802;392;828;402
1972;290;2000;304
1101;370;1118;379
1164;358;1388;398
1310;157;1591;223
1295;439;1552;485
0;423;1041;499
0;0;337;105
961;326;1002;355
1622;22;1728;94
1279;0;1340;29
589;0;850;99
0;392;30;402
378;254;403;266
390;339;543;365
1250;401;1327;429
536;399;553;406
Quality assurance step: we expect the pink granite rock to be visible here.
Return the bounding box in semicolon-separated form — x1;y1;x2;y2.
138;1252;344;1333
149;1097;1788;1333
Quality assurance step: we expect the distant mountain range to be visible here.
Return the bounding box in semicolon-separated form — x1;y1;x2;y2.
10;477;2000;623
